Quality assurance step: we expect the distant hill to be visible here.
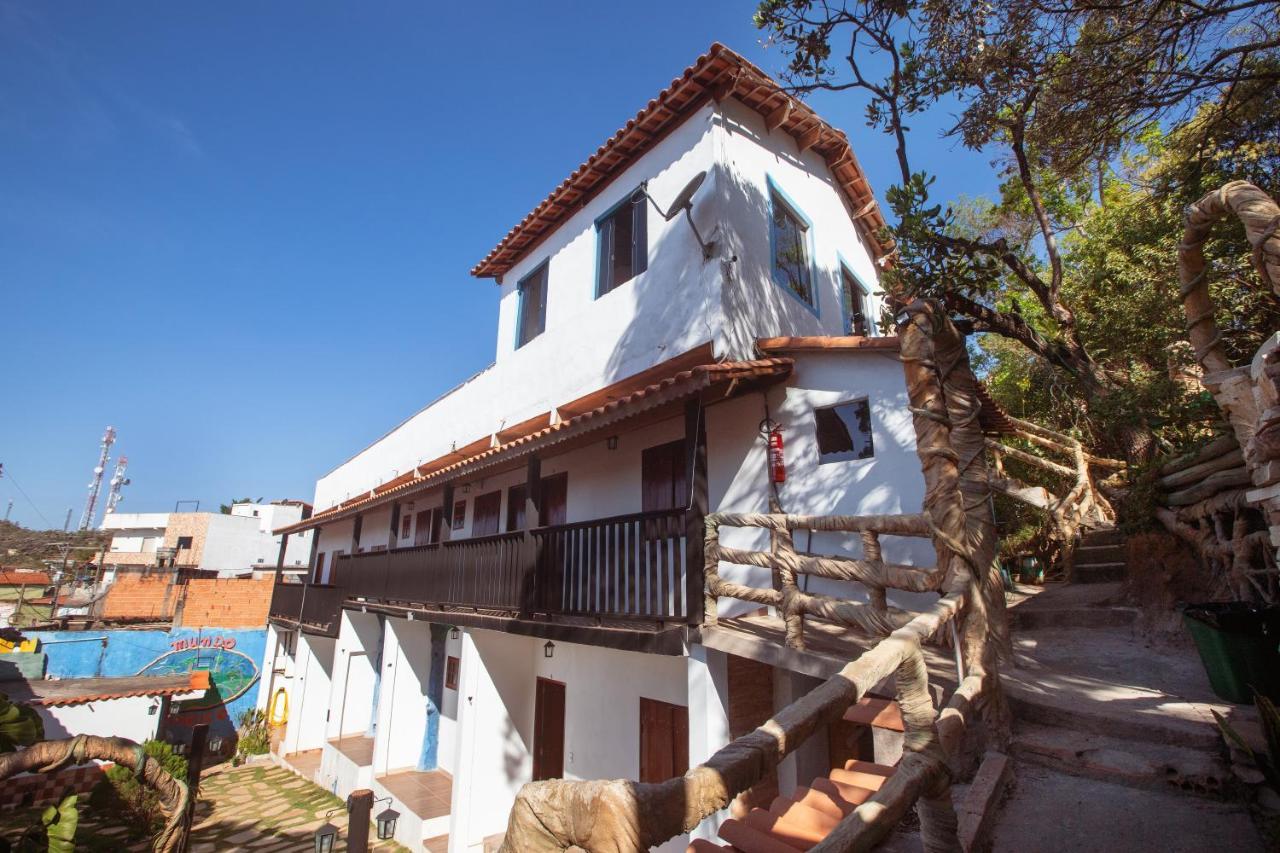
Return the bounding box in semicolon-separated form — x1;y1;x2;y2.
0;520;110;570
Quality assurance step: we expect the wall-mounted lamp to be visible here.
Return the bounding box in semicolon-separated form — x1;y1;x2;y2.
208;735;224;754
374;797;400;840
314;806;341;853
450;626;460;640
544;640;555;659
606;436;619;451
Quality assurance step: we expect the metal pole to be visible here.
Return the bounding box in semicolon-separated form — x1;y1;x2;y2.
347;788;373;853
178;723;209;853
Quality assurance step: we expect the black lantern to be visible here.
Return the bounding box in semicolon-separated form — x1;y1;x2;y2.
543;640;555;658
313;821;338;853
450;626;460;640
376;805;400;840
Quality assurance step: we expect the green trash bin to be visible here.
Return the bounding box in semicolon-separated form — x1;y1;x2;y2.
1182;603;1280;704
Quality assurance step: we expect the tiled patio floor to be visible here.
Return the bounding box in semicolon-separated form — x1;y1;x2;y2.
283;747;322;779
331;735;375;766
378;768;452;819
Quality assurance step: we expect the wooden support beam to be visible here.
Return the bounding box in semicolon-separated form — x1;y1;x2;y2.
388;503;401;548
307;528;321;582
685;399;709;625
708;70;741;102
351;514;363;554
522;455;543;618
796;123;824;154
764;100;792;132
439;483;454;543
275;533;288;573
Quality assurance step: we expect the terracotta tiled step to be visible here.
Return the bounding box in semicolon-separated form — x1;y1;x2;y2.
743;808;824;848
812;775;879;808
768;796;840;833
841;696;905;731
843;759;895;778
788;784;865;820
685;839;739;852
718;818;807;853
829;764;892;791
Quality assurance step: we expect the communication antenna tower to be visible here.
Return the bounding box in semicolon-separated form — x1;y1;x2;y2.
105;455;131;515
78;426;116;531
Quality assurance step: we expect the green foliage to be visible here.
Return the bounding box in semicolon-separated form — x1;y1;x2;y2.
236;707;270;757
0;692;43;753
38;794;78;853
91;740;187;839
1215;691;1280;788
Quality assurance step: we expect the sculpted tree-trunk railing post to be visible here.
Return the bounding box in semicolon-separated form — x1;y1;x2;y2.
0;735;191;852
1167;180;1280;597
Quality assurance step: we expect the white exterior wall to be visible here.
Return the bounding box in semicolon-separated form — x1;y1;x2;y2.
329;610;381;739
448;629;690;853
312;103;723;513
283;632;334;756
716;98;885;355
35;695;161;743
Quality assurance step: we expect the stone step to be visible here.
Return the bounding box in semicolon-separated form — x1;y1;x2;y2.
1072;561;1126;583
1075;543;1126;562
1007;688;1221;751
1009;605;1139;630
1012;721;1229;799
1079;527;1125;547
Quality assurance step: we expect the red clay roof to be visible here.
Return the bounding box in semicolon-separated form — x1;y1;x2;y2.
757;335;901;354
6;670;211;708
0;571;52;587
275;354;793;536
472;43;889;279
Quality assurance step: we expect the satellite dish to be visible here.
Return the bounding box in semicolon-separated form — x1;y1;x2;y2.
663;170;707;221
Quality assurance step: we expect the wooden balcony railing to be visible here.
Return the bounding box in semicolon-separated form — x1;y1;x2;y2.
267;580;305;624
267;580;344;637
333;507;697;624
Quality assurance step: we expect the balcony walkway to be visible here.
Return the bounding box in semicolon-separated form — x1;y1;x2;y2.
377;768;452;820
330;735;375;767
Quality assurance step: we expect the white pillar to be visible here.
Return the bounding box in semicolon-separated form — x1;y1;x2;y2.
687;645;731;841
448;630;481;853
372;617;401;776
255;623;281;710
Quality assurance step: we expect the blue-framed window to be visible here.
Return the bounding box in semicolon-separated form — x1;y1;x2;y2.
815;398;875;463
596;190;648;297
840;262;871;336
516;262;548;348
767;178;816;311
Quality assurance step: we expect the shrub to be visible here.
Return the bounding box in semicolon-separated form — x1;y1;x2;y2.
90;740;187;838
236;707;270;758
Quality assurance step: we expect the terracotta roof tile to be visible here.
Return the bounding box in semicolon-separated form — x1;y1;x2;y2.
0;571;52;587
276;354;793;536
472;43;889;279
5;670;211;707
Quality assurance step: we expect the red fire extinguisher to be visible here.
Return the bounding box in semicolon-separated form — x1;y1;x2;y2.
768;425;786;484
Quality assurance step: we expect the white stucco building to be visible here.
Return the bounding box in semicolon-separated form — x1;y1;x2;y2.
258;45;944;851
101;500;314;577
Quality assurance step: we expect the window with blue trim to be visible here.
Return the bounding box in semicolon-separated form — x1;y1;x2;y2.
815;398;875;463
517;262;548;348
841;265;870;336
596;191;648;296
769;187;814;307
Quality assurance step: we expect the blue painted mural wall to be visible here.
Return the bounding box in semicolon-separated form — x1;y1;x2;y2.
28;627;267;744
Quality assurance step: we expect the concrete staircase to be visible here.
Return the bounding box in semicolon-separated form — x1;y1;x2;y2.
1071;526;1127;584
687;697;905;852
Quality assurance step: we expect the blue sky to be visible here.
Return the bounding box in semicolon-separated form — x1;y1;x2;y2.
0;1;992;530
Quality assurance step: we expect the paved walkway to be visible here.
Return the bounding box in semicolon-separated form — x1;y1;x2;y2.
0;763;410;852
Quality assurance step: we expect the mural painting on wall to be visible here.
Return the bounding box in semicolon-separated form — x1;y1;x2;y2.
29;628;267;737
140;635;260;725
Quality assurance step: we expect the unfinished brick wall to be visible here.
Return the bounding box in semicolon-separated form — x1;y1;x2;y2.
99;574;181;621
178;576;274;628
100;574;274;628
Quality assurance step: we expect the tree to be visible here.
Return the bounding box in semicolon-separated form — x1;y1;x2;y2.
218;497;261;514
754;0;1280;458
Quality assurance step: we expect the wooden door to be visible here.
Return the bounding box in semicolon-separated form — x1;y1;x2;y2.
472;491;502;537
639;697;689;783
533;677;566;781
641;439;687;512
539;473;568;526
414;510;433;546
